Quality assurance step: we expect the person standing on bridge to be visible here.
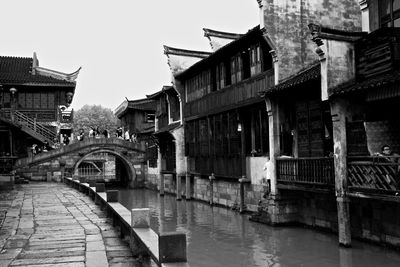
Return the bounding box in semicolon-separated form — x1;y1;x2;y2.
124;129;130;141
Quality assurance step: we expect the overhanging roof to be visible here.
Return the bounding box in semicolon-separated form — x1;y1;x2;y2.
260;63;320;97
0;55;79;87
330;68;400;99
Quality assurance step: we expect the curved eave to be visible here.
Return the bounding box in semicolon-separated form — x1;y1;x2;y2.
35;66;82;82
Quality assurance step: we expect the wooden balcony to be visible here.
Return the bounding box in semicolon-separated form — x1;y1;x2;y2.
185;69;274;119
356;27;400;79
276;157;335;190
348;156;400;194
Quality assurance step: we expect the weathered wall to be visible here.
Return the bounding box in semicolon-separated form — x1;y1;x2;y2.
326;39;356;91
246;156;270;184
262;0;362;81
171;127;186;176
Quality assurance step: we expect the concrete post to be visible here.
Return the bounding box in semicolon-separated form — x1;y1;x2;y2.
176;174;182;200
185;173;191;200
131;208;150;228
129;208;151;257
331;99;351;247
160;173;165;196
106;190;118;202
159;232;187;263
209;173;215;205
46;172;52;182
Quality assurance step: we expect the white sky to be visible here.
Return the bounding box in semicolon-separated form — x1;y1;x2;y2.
0;0;259;110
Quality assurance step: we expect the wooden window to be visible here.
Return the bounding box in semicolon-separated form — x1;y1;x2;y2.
380;0;400;27
250;44;262;76
25;93;33;108
145;112;155;123
41;93;48;109
18;93;26;108
296;100;324;157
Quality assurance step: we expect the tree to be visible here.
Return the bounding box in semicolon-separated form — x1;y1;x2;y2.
73;105;118;137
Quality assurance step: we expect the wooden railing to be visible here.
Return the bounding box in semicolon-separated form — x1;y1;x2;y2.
348;156;400;193
185;69;274;118
276;157;335;186
13;110;56;143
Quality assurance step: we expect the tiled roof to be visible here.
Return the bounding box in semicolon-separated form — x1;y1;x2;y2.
329;69;400;96
260;63;320;96
128;98;156;111
0;56;76;86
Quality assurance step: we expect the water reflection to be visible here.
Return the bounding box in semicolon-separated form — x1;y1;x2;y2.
119;189;400;267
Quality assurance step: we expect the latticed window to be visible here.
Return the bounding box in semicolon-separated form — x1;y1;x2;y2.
380;0;400;27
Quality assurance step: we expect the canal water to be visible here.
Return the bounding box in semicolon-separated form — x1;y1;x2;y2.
118;189;400;267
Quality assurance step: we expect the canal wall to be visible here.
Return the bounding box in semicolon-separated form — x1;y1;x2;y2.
145;173;268;213
252;190;400;248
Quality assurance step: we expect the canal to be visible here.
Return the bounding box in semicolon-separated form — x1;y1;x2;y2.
118;189;400;267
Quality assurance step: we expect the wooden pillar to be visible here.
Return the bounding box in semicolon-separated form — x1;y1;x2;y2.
331;99;351;247
239;111;246;177
265;98;280;195
159;172;165;196
176;174;182;201
209;173;215;205
239;176;250;213
185;173;191;200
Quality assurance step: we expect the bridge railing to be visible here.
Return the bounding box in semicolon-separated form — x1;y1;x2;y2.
64;177;189;266
14;137;146;168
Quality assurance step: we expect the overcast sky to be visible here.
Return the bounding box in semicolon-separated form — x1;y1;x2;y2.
1;0;259;110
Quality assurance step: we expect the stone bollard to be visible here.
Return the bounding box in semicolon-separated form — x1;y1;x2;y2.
130;208;151;257
185;173;191;200
88;180;96;187
106;190;118;202
131;208;150;228
95;183;105;192
159;232;187;263
46;172;52;182
209;173;215;205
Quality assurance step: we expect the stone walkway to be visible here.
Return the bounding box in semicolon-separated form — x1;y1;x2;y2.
0;182;143;266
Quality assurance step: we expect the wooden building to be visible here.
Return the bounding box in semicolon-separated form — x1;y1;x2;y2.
114;97;157;167
175;25;274;181
0;53;80;174
253;0;400;248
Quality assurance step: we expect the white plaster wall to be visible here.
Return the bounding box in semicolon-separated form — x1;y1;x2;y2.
246;156;270;185
326;39;356;90
167;55;204;76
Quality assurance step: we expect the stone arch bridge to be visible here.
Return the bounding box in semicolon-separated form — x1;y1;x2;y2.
14;138;146;188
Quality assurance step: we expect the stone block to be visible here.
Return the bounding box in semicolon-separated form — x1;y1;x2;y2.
88;180;96;187
106;190;118;202
46;172;52;182
131;208;150;228
158;232;187;263
79;177;87;183
95;183;106;192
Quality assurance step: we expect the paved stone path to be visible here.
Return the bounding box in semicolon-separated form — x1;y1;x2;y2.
0;182;143;266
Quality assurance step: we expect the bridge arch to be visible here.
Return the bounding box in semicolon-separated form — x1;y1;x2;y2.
72;148;138;187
